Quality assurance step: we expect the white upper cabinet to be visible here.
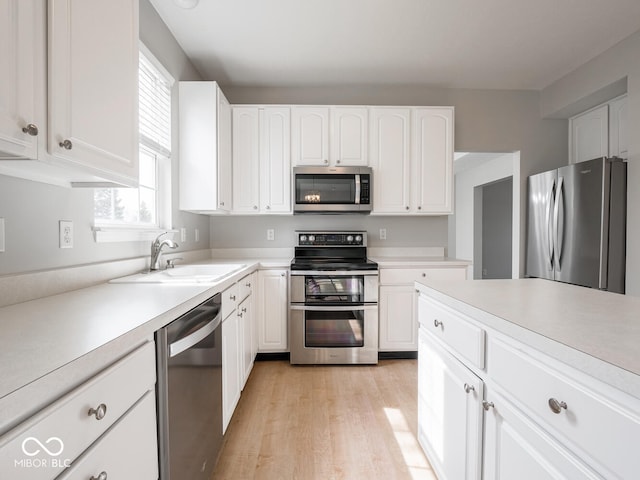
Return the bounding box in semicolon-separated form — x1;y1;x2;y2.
292;107;329;166
569;104;608;164
0;0;139;187
179;81;232;213
608;95;628;159
0;0;40;160
370;108;412;213
330;107;369;166
371;106;454;214
412;107;454;214
48;0;139;186
232;106;291;214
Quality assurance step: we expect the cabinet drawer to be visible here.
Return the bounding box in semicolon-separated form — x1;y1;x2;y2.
489;336;640;480
418;296;485;369
222;283;239;320
56;391;158;480
380;267;466;285
237;273;253;303
0;342;155;479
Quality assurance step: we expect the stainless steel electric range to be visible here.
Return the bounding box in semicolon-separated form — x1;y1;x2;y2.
289;231;379;365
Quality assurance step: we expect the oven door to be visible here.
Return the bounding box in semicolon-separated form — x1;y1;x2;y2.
289;304;378;364
290;273;378;304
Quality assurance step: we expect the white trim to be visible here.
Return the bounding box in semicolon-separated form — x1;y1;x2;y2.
92;226;178;243
139;42;175;86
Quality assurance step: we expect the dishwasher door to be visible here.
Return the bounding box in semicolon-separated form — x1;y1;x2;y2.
156;293;223;480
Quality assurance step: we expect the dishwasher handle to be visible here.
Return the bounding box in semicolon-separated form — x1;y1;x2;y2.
169;313;221;357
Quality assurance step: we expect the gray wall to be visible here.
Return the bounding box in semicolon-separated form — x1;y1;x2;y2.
541;29;640;295
0;0;208;276
217;86;567;262
481;178;513;279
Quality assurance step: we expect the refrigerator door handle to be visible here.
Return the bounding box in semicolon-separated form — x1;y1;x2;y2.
546;180;556;269
554;177;565;269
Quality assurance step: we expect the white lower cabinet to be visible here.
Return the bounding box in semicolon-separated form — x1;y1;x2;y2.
379;266;467;351
417;292;640;480
257;269;288;352
222;308;241;434
483;387;601;480
418;327;483;480
239;271;257;388
0;342;157;479
56;391;158;480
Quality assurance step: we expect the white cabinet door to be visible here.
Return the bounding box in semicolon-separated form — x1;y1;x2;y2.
330;107;368;166
222;313;241;433
179;82;232;213
569;104;608;164
239;296;253;388
232;107;260;213
48;0;139;186
378;285;417;351
257;269;288;352
260;107;291;212
608;95;627;159
418;328;483;480
291;107;329;166
0;0;40;160
370;108;412;213
483;388;601;480
413;107;454;214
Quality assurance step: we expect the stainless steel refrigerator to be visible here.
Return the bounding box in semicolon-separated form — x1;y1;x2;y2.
526;157;627;293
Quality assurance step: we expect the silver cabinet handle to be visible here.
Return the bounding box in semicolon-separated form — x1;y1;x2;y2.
266;205;271;210
88;403;107;420
253;205;258;210
242;307;247;313
238;311;243;318
230;294;236;301
418;206;422;210
245;282;251;287
433;319;442;328
548;398;567;414
405;206;410;210
220;201;225;207
464;383;475;394
421;273;426;277
22;124;39;136
336;159;341;164
281;272;286;277
323;159;329;164
90;472;107;480
59;139;72;150
482;401;494;411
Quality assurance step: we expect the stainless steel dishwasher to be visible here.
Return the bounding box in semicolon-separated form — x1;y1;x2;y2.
156;293;223;480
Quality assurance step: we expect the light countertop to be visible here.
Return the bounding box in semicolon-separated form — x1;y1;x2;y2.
417;278;640;398
371;256;471;268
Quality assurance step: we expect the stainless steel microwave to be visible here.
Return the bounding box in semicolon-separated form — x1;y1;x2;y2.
293;166;373;213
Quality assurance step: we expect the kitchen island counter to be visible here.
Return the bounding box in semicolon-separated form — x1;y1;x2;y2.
416;278;640;398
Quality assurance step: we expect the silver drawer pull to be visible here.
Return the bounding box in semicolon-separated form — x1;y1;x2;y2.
230;294;236;301
464;383;475;394
90;472;107;480
482;401;494;411
548;398;568;414
433;319;442;328
88;403;107;420
59;139;73;150
246;282;251;287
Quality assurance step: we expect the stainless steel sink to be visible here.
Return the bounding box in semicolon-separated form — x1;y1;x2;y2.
110;263;247;284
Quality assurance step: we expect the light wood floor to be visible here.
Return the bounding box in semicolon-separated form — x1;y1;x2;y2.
212;359;436;480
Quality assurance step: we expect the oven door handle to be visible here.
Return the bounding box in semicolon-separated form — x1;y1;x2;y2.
290;305;377;312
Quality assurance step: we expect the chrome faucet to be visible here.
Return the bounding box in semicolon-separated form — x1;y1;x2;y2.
150;232;179;271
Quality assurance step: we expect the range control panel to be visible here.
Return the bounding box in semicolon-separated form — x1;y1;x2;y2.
296;231;367;247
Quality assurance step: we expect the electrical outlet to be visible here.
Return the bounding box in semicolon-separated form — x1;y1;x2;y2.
59;220;73;249
379;228;387;240
0;218;5;253
180;227;187;243
267;229;275;241
195;228;200;242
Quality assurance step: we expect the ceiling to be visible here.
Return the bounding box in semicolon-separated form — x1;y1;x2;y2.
149;0;640;90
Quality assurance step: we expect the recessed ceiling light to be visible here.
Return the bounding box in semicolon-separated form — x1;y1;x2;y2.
174;0;199;9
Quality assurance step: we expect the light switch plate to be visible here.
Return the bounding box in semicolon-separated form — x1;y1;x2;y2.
180;227;187;242
379;228;387;240
0;218;5;252
267;229;275;241
59;220;73;248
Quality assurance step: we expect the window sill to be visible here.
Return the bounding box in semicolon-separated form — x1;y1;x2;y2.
92;226;178;243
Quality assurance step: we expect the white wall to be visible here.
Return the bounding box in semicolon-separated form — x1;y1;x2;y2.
541;29;640;295
482;178;513;279
450;152;520;278
0;0;209;276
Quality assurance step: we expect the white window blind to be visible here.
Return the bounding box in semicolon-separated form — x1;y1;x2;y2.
139;51;172;158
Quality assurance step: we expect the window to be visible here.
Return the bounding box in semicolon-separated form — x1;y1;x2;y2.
94;46;173;234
